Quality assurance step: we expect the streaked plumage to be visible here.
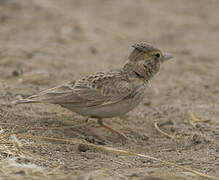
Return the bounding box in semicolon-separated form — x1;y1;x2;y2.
14;42;173;139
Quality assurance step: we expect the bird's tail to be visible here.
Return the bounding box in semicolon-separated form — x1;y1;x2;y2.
12;95;40;105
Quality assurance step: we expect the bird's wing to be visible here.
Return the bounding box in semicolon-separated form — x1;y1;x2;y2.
72;71;134;107
16;71;134;107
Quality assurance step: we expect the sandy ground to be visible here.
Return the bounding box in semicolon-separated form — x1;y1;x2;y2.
0;0;219;179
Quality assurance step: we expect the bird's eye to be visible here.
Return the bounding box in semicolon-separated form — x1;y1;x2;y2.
155;53;160;58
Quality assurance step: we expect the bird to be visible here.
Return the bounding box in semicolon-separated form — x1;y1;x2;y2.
13;42;173;139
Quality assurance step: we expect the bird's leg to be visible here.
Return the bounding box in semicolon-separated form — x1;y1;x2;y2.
97;118;128;140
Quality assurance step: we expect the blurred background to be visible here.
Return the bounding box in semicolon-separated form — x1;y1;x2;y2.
0;0;218;179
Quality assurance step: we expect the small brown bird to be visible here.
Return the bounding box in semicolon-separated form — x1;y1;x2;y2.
14;42;173;139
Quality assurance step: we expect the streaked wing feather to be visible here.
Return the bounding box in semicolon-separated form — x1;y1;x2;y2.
25;72;133;107
26;81;85;103
73;72;133;107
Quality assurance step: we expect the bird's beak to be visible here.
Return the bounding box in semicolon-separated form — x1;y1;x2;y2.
161;52;173;62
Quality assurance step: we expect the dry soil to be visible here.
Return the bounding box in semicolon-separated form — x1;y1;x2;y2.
0;0;219;179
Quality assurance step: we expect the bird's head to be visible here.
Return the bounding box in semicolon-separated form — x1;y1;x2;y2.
126;42;173;80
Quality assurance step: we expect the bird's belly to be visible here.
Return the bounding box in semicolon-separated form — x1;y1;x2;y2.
67;93;144;118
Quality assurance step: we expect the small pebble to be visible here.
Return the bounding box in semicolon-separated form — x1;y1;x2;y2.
144;101;151;106
12;69;23;77
90;47;98;55
78;144;90;152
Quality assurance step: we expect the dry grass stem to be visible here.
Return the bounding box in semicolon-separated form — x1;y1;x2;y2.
154;122;175;139
190;112;211;124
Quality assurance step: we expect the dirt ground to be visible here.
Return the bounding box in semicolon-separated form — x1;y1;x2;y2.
0;0;219;179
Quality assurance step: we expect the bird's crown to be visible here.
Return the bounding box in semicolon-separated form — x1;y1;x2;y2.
128;42;160;62
132;42;159;53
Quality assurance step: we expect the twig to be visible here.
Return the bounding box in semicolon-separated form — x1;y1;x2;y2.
0;122;92;132
189;112;211;128
190;112;211;123
154;122;175;139
0;122;24;128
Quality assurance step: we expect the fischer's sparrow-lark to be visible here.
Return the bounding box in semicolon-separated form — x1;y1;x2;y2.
14;42;173;139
